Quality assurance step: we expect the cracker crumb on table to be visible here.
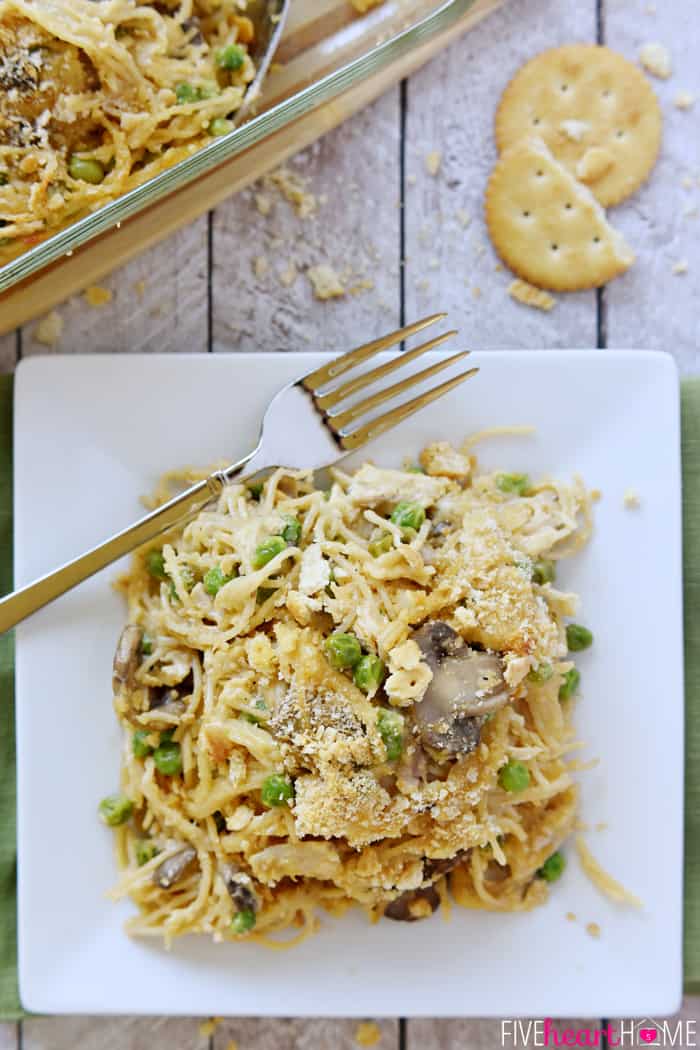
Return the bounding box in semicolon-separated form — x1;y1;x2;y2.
253;255;269;279
623;488;640;509
255;192;273;216
83;285;113;307
672;260;688;276
639;42;672;79
348;278;375;296
307;264;346;300
674;92;695;111
586;921;602;939
198;1017;222;1038
355;1021;382;1047
33;310;63;347
425;150;442;177
566;911;577;922
508;279;556;312
265;167;317;219
278;262;298;288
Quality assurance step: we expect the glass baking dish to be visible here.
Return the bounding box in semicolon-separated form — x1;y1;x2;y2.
0;0;480;294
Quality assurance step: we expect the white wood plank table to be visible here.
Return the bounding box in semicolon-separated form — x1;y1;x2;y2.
1;0;698;1044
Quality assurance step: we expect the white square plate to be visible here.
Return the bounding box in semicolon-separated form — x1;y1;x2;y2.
14;351;683;1017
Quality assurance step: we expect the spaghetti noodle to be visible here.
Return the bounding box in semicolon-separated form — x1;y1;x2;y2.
104;437;594;944
0;0;256;264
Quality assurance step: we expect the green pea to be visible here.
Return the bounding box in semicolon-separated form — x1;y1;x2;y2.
160;728;175;744
261;774;294;807
133;729;154;759
528;662;554;684
498;760;531;793
98;793;133;826
256;586;277;605
153;739;182;776
204;565;235;596
281;515;302;545
377;709;404;762
208;117;233;137
353;654;386;694
146;548;168;580
368;532;393;558
253;536;287;569
406;464;425;474
390;500;426;532
140;632;153;656
532;558;556;585
216;44;245;71
241;711;263;725
496;473;531;497
68;155;105;184
175;81;199;103
135;840;160;866
324;632;362;670
566;623;593;652
231;908;256;934
248;481;264;500
537;851;566;883
559;667;581;701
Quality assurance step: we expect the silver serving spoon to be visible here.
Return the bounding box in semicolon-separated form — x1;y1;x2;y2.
233;0;291;127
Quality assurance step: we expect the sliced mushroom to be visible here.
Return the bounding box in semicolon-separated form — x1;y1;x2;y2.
484;859;511;884
153;846;197;889
423;850;470;880
148;671;193;718
148;687;187;718
411;622;509;755
220;863;259;913
181;15;203;45
384;886;440;922
112;625;143;692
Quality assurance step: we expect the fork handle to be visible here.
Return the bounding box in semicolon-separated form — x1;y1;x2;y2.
0;453;256;635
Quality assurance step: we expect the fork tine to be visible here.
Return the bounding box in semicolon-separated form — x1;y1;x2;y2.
301;313;447;393
316;329;459;412
340;367;479;452
327;350;471;432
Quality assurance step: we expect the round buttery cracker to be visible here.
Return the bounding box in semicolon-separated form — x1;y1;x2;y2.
495;45;662;206
485;137;635;291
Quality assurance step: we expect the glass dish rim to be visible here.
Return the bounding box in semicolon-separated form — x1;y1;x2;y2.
0;0;475;294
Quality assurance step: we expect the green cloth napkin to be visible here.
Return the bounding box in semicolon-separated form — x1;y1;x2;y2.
0;374;699;1018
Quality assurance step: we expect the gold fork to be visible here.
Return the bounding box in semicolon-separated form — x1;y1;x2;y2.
0;314;477;633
